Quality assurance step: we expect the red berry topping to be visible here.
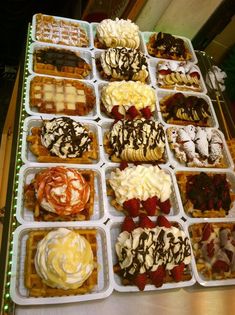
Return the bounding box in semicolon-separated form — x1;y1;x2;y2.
119;161;128;170
122;216;136;233
202;223;213;241
133;273;147;291
156;215;172;228
123;198;140;217
139;214;155;229
127;105;139;119
142;196;158;216
150;265;166;288
159;69;172;75
212;260;229;273
190;71;200;79
140;106;152;119
171;262;185;282
111;105;124;120
206;240;215;257
159;199;171;214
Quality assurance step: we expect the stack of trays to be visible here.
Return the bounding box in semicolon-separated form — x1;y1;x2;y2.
10;14;235;306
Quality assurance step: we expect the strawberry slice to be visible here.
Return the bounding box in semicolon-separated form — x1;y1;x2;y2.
111;105;124;120
159;69;172;75
139;214;155;228
142;196;158;216
140;106;152;119
206;240;214;257
159;199;171;214
171;262;185;282
123;198;140;217
133;273;147;291
156;215;171;228
202;223;213;241
127;106;139;119
190;71;200;79
150;265;166;288
122;216;136;233
119;161;128;170
212;260;230;273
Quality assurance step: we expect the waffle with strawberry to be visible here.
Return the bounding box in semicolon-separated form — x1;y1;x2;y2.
107;163;172;216
114;215;192;290
189;222;235;280
176;171;235;218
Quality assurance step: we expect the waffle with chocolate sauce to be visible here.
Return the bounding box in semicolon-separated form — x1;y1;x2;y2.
33;47;91;79
27;117;98;163
30;76;95;116
35;13;89;47
147;32;192;61
104;119;166;162
160;93;212;126
25;229;97;297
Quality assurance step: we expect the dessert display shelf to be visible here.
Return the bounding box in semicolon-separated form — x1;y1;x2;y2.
1;14;235;314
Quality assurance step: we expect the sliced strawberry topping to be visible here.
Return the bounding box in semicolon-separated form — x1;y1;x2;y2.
123;198;140;217
127;105;139;119
212;260;230;273
156;215;171;228
133;273;147;291
119;161;128;170
190;71;200;79
202;223;213;241
150;265;166;288
122;216;136;233
159;69;172;75
139;214;155;228
140;106;152;119
159;199;171;214
206;240;214;257
142;196;158;216
111;105;124;120
171;262;185;282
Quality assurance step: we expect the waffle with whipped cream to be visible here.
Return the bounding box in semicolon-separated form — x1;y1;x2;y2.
97;47;149;82
176;171;235;218
24;167;95;221
30;76;95;115
167;125;225;167
94;18;140;49
147;32;192;61
27;117;98;163
160;93;211;126
157;61;203;92
25;228;97;297
33;47;91;79
189;222;235;280
104;119;166;162
35;13;89;47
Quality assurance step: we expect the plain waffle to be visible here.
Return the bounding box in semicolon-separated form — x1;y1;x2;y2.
25;229;97;297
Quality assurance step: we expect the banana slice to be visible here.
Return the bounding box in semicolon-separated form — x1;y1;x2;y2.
192;76;199;85
176;72;183;83
186;74;195;85
181;74;188;85
171;72;179;83
164;74;175;85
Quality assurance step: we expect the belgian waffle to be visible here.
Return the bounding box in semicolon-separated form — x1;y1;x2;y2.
33;47;91;79
25;229;97;297
30;76;95;115
176;171;235;218
27;125;98;164
24;169;95;221
226;139;235;167
189;222;235;280
35;13;89;47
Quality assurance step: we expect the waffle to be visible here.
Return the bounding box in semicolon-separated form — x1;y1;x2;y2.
25;229;97;297
30;76;95;115
35;13;89;47
24;169;95;221
176;171;235;218
147;32;192;61
27;123;98;164
226;139;235;167
160;93;211;127
189;222;235;280
33;47;91;79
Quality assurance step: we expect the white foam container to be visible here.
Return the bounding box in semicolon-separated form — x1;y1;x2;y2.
24;74;99;120
173;168;235;221
107;217;195;292
141;31;198;64
156;90;219;128
187;220;235;286
28;42;95;81
103;163;183;220
21;116;103;165
16;164;107;224
31;13;92;49
149;58;207;95
10;223;113;305
98;120;171;166
166;126;234;170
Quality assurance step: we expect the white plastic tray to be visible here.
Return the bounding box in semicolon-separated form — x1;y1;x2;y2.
10;223;113;305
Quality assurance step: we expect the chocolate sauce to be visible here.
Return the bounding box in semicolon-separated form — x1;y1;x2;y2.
153;32;186;58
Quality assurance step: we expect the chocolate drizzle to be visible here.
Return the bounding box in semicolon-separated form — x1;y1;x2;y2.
152;32;186;58
41;117;91;158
